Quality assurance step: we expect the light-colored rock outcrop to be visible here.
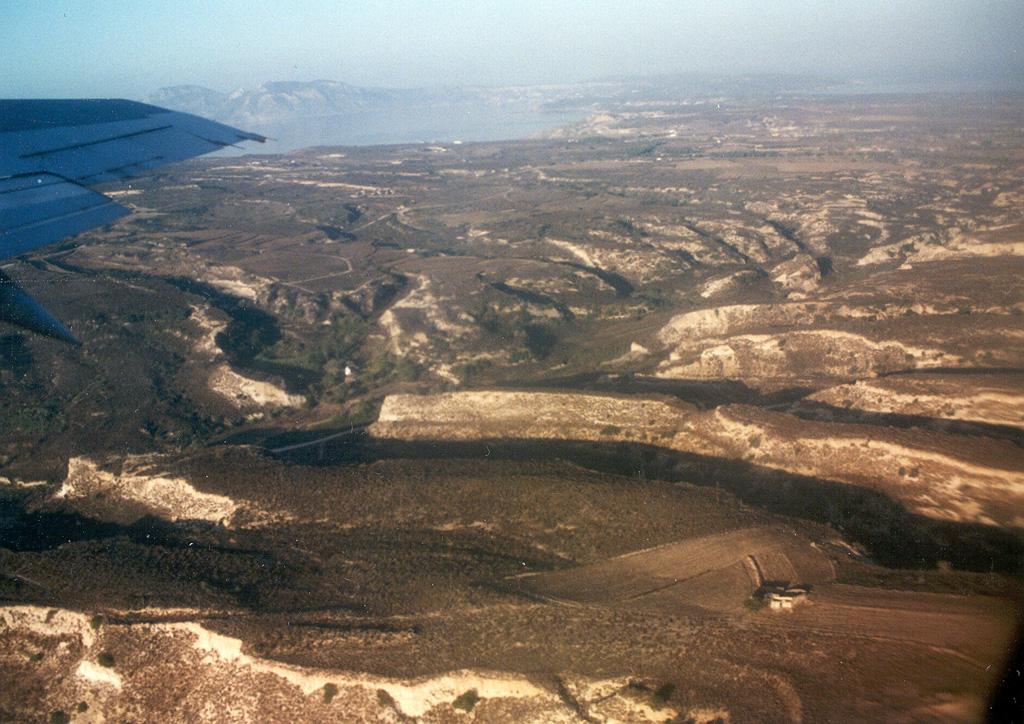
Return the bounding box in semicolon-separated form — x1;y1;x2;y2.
208;364;306;409
770;253;821;294
657;330;960;380
370;391;1024;527
55;456;239;525
804;374;1024;430
0;605;680;724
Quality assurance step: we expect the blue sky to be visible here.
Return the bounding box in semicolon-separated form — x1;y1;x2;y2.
2;0;1021;98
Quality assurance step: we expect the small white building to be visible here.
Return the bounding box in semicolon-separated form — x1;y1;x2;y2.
766;588;808;612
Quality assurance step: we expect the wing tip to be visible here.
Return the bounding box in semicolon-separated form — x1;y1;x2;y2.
0;271;81;345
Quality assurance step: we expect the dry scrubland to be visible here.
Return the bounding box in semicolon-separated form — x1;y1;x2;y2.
2;90;1024;722
370;390;1024;527
2;450;1018;723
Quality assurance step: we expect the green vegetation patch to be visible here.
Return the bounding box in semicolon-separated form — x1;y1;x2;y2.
743;597;768;612
452;688;480;712
651;683;675;709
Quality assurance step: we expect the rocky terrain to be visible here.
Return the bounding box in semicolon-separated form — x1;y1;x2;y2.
2;448;1019;724
369;390;1024;528
3;605;660;724
2;86;1023;722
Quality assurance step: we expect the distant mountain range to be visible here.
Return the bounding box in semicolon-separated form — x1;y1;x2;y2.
144;76;828;151
148;80;405;127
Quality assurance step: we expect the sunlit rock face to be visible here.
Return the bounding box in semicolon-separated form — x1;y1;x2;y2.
4;606;656;724
53;456;240;525
770;253;822;295
370;391;1024;527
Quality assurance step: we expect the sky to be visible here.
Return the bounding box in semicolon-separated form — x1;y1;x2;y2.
1;0;1021;98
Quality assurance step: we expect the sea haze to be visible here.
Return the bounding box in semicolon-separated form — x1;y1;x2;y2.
147;74;1024;154
145;75;843;152
261;102;589;149
146;80;599;152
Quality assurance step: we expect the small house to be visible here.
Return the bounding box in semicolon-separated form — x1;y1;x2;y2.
766;588;808;612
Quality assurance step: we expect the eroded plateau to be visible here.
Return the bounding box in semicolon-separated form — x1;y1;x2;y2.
2;89;1023;723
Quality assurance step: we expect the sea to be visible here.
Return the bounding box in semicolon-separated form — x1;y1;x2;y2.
243;102;590;154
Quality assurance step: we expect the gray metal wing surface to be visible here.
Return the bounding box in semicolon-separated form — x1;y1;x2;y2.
0;99;265;343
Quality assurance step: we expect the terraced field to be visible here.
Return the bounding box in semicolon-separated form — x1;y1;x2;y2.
781;584;1019;665
516;526;834;612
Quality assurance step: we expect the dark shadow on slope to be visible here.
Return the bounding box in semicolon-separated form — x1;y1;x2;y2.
164;276;318;393
0;498;126;552
0;498;242;554
792;401;1024;447
674;248;704;268
878;366;1024;378
0;498;362;613
678;216;756;267
478;273;575;321
498;372;814;409
764;219;809;253
164;276;280;363
21;260;298;390
316;225;357;242
340;272;408;319
555;261;634;297
271;435;1024;577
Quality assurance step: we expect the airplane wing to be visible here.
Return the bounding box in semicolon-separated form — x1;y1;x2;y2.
0;99;265;344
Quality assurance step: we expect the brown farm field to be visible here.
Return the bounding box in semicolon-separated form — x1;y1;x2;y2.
515;526;835;609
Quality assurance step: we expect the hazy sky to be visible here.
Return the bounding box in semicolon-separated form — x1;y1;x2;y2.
2;0;1021;98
